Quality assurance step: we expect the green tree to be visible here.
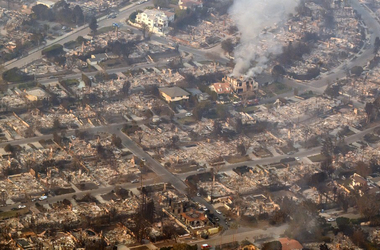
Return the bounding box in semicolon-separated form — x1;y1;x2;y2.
235;118;243;134
141;23;149;39
4;144;14;153
53;118;61;130
237;143;246;156
350;66;363;77
374;36;380;54
82;73;91;87
321;136;334;157
221;38;234;54
89;16;98;34
128;11;140;23
271;65;286;81
76;36;85;44
31;4;54;21
153;0;170;8
357;194;380;218
216;105;228;120
355;161;372;177
72;5;84;25
111;134;122;148
53;132;62;144
121;81;131;95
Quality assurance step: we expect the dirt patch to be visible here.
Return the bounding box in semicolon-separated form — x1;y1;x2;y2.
108;173;138;185
308;154;328;163
101;191;120;201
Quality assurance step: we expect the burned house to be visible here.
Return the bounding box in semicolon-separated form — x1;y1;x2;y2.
222;76;258;94
180;209;208;228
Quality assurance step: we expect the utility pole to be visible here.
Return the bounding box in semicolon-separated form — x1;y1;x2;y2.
211;167;214;203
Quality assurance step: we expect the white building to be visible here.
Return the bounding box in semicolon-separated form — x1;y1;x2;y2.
178;0;203;10
135;9;174;34
36;0;57;8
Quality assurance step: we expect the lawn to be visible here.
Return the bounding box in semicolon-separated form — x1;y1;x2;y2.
18;81;37;90
280;144;298;155
308;154;328;162
298;90;316;99
177;116;197;125
61;79;79;87
262;82;292;96
100;58;126;69
63;40;77;49
224;155;251;164
237;105;259;113
364;133;380;143
96;26;115;35
0;208;29;220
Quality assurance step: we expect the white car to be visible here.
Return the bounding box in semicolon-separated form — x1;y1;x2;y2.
39;196;47;201
18;205;26;209
216;210;222;215
327;218;336;222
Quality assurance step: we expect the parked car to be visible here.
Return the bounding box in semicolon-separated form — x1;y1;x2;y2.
201;244;211;249
39;196;47;201
18;205;26;209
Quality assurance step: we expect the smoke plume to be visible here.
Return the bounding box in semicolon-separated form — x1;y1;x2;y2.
229;0;299;77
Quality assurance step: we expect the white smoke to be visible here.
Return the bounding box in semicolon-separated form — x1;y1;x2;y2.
229;0;299;77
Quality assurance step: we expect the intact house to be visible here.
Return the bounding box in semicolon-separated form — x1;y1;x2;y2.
179;0;203;10
136;9;175;34
159;86;190;103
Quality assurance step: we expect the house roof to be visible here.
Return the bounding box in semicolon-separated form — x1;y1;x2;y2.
278;238;303;250
180;209;207;222
159;86;190;98
91;53;108;61
212;82;232;95
185;88;202;96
